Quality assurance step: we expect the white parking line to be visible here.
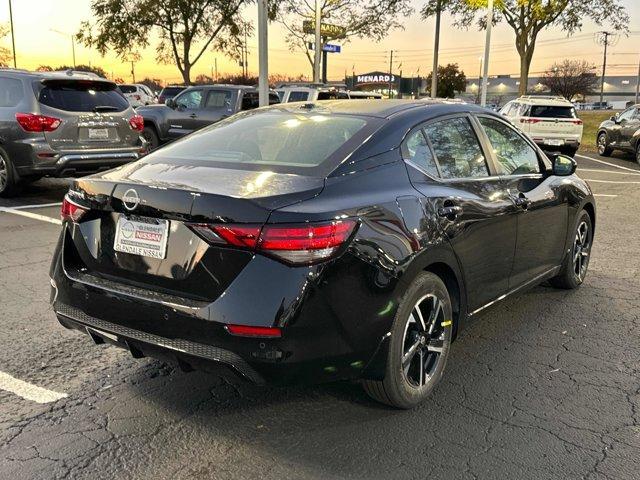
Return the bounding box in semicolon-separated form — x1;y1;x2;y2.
576;154;640;173
578;168;640;176
0;207;62;225
584;179;640;184
0;371;68;404
593;194;618;197
12;202;62;210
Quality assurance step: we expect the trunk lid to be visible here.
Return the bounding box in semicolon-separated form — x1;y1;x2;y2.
66;161;323;302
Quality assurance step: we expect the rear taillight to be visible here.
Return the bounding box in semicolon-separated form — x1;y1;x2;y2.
571;119;583;125
134;94;141;101
129;114;144;132
225;324;282;338
189;219;357;265
61;195;88;223
519;118;541;124
15;112;61;132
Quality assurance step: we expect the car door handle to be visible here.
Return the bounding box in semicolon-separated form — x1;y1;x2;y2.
438;205;463;219
514;194;531;210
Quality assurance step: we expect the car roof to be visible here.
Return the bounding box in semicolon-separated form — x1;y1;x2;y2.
266;99;479;119
514;95;573;107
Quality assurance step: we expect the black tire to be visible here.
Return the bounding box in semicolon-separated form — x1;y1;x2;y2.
0;149;22;198
363;272;453;409
142;125;160;150
549;209;593;289
635;142;640;166
597;132;612;157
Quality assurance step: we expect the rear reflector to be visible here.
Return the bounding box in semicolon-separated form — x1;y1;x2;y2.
61;195;88;222
129;114;144;131
189;219;357;265
226;324;282;338
16;112;61;132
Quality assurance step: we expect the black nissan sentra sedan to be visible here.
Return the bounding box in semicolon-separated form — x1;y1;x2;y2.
50;100;595;409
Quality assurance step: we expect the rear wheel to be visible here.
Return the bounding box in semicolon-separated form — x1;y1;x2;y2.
363;272;453;409
597;132;612;157
549;210;593;289
0;151;22;198
142;125;160;150
635;142;640;166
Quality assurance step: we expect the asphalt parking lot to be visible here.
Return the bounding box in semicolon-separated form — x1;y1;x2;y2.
0;152;639;480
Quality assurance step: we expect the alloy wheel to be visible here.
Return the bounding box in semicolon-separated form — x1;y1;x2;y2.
573;221;591;282
401;294;447;388
0;156;7;193
597;134;607;155
636;145;640;166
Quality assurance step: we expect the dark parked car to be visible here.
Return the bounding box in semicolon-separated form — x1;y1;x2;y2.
0;69;146;197
157;85;186;105
597;104;640;164
138;85;280;149
50;100;595;409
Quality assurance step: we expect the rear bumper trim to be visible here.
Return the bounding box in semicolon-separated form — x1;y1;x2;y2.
55;303;265;384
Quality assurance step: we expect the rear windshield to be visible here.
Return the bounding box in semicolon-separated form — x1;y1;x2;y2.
38;81;130;112
119;85;136;93
528;105;577;118
151;110;373;174
161;87;184;96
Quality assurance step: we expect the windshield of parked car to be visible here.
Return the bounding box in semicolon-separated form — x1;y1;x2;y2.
38;80;130;112
528;105;577;118
118;85;136;94
151;110;372;174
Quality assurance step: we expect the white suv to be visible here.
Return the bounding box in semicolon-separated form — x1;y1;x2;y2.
499;96;583;157
118;84;156;107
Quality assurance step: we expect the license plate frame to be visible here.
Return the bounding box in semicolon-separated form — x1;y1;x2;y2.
88;128;110;140
544;139;564;146
113;215;169;259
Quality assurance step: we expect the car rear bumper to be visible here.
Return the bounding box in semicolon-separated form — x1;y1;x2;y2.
29;150;143;177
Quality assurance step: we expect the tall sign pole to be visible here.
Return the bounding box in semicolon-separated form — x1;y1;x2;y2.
257;0;269;106
8;0;17;68
313;0;322;83
635;53;639;105
480;0;493;107
430;0;442;98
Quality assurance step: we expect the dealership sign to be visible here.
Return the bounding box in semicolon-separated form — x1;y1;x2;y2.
355;72;397;86
302;20;347;39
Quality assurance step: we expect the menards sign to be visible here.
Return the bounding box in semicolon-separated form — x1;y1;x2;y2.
356;73;397;85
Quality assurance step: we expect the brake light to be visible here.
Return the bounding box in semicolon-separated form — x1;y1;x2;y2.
129;114;144;132
61;195;88;223
571;119;583;125
134;94;141;101
189;219;357;265
519;118;541;124
225;324;282;338
15;113;61;132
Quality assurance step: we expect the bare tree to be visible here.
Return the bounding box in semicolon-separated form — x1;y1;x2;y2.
276;0;413;77
423;0;629;96
540;59;599;101
78;0;253;84
0;24;11;67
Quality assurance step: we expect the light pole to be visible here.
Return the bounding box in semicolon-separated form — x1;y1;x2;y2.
313;0;322;83
430;0;442;98
635;53;639;105
480;0;494;107
476;56;482;104
8;0;16;68
257;0;269;106
50;29;76;68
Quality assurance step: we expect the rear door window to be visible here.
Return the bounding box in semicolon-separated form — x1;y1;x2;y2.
205;90;232;109
478;117;540;175
0;77;23;107
424;117;490;179
529;105;576;118
38;81;129;112
404;129;439;178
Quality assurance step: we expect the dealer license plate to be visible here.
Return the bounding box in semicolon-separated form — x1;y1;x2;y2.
544;139;564;146
88;128;109;140
113;215;169;259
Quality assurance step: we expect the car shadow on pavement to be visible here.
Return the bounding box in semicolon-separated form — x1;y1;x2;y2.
106;278;638;479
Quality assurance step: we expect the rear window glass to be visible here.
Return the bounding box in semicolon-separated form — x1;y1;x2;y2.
38;81;129;112
528;106;576;118
0;77;23;107
161;87;184;96
154;111;368;170
288;91;309;102
119;85;136;93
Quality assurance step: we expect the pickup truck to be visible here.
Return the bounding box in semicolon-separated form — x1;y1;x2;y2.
138;85;280;149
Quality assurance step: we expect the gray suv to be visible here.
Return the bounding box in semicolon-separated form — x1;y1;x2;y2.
0;69;146;197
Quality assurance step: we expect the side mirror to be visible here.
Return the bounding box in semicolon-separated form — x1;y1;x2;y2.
610;114;618;123
166;98;176;109
551;154;577;176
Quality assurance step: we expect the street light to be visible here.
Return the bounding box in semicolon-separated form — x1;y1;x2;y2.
8;0;16;68
257;0;269;106
50;29;76;68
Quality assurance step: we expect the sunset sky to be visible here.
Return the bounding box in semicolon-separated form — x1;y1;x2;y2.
1;0;638;84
